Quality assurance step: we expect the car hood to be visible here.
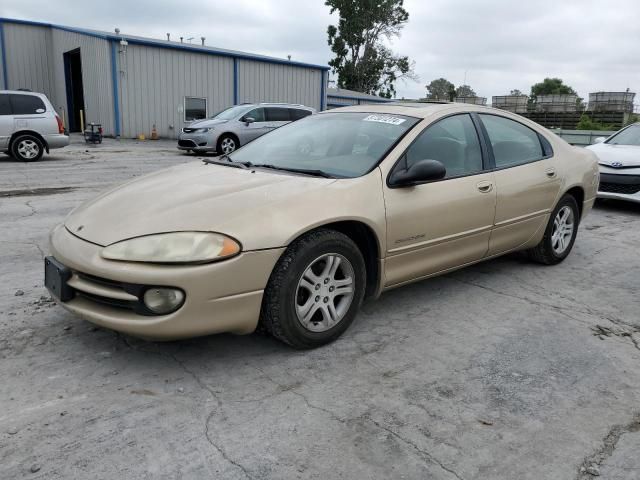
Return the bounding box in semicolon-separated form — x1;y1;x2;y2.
185;118;229;128
65;162;335;248
587;143;640;167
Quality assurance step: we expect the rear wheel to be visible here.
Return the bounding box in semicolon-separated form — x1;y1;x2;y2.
528;194;579;265
260;229;366;349
217;134;238;155
12;135;44;161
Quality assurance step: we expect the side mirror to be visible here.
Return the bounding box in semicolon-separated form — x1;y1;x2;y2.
244;117;255;125
389;159;446;187
593;137;606;144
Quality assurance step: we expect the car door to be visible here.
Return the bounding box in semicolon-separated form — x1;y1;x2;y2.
239;107;270;144
477;114;562;256
383;113;497;287
0;94;13;149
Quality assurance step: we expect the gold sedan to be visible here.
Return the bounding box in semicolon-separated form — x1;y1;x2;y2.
45;103;599;348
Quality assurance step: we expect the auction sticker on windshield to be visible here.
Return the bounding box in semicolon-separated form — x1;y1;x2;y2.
363;114;407;126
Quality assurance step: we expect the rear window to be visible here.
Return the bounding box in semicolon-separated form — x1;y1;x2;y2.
10;94;46;115
0;94;10;115
265;107;291;122
289;108;312;121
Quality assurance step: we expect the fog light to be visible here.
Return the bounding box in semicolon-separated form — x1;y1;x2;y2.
143;288;185;314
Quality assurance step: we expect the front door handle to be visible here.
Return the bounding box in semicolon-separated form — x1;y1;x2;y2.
476;181;493;193
545;168;557;178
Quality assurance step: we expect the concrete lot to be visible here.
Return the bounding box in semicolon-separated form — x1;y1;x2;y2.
1;137;639;479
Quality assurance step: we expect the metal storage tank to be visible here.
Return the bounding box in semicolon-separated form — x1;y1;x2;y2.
536;94;578;112
0;18;329;138
454;96;487;105
492;95;529;113
588;91;635;112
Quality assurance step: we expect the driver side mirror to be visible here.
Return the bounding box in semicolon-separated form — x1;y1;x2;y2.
243;117;255;126
593;137;606;144
389;159;446;187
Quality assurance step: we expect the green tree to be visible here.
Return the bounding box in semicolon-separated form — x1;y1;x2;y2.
510;89;523;96
455;84;476;98
426;78;454;100
576;114;615;131
326;0;416;97
530;78;577;102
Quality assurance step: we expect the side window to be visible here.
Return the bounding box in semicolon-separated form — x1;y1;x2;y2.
184;97;207;122
0;94;11;115
404;114;483;178
242;108;265;122
480;114;544;168
10;94;46;115
265;107;291;122
289;108;312;121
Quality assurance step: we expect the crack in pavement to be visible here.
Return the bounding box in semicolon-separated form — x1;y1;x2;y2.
114;334;255;479
252;365;465;480
576;413;640;479
591;324;640;352
447;276;640;350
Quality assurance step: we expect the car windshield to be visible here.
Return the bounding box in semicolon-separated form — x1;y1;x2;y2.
607;124;640;146
230;112;420;178
211;105;250;120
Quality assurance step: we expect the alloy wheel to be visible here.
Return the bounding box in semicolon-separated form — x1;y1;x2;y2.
295;253;355;332
551;205;574;255
220;137;236;154
17;139;40;159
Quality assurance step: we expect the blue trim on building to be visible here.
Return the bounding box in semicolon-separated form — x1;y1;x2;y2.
0;17;330;72
233;58;239;105
0;21;8;89
320;71;326;111
110;41;121;137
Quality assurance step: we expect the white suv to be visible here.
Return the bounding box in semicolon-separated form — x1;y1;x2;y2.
0;90;69;161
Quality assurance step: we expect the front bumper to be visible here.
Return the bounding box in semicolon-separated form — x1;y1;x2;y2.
177;131;217;152
597;170;640;204
48;224;284;340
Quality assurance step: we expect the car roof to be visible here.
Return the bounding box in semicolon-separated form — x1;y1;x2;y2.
0;89;47;96
322;102;511;119
242;102;314;109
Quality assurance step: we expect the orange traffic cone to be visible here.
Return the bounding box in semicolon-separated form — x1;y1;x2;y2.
151;124;158;140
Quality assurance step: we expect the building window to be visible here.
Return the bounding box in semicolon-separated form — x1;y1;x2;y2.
184;97;207;122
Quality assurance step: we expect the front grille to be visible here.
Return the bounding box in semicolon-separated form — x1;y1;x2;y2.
178;139;197;147
599;182;640;195
70;272;152;315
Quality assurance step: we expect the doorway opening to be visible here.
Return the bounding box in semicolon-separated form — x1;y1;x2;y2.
63;48;85;132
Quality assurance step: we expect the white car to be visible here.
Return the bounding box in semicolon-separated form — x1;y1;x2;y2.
0;90;69;161
587;123;640;203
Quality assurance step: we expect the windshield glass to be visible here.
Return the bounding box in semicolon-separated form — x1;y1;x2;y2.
607;124;640;146
212;105;250;120
230;112;420;178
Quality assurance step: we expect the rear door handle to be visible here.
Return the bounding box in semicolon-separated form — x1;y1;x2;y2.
476;181;493;193
545;168;557;178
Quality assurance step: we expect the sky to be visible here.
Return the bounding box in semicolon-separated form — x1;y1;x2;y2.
3;0;639;105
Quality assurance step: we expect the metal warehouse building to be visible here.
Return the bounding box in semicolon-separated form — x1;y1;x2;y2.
0;18;329;138
326;87;392;109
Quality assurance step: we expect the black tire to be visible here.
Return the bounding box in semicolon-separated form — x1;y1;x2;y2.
260;229;366;349
216;134;238;156
11;134;44;161
528;194;580;265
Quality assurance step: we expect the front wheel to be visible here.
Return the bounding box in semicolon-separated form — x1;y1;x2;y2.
12;135;44;161
217;134;237;155
260;229;366;349
528;194;579;265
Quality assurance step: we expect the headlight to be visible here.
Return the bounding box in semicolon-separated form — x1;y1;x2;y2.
196;128;211;133
101;232;241;264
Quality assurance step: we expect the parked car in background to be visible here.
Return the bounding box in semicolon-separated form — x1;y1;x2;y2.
0;90;69;161
587;123;640;203
177;103;315;155
47;103;598;349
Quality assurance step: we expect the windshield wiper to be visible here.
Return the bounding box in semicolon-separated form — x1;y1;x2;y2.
251;164;333;178
202;155;249;169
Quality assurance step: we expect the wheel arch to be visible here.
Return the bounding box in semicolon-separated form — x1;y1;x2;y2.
283;220;383;301
563;185;585;219
10;130;49;153
217;132;240;149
